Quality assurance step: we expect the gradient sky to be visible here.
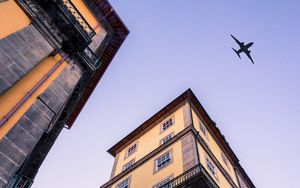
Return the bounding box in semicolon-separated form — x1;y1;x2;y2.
32;1;300;187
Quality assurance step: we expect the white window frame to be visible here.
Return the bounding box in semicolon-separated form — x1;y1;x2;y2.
221;152;228;166
160;132;174;145
221;152;231;171
206;156;218;179
160;116;175;133
116;177;130;188
155;151;172;171
153;176;172;188
123;159;135;171
199;121;209;140
125;142;138;158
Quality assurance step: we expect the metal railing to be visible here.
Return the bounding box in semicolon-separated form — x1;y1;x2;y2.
6;173;33;188
58;0;95;38
159;164;219;188
77;47;101;71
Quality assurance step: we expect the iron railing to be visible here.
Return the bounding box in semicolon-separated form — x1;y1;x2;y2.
159;164;219;188
58;0;95;38
6;173;33;188
77;47;101;70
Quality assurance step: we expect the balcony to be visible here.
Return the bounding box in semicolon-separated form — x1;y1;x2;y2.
57;0;95;38
6;173;33;188
77;47;102;71
18;0;101;70
161;164;219;188
36;0;96;53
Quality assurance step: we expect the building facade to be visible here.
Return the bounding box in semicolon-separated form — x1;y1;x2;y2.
101;89;255;188
0;0;128;187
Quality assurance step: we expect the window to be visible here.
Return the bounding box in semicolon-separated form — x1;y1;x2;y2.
126;143;137;157
161;117;174;132
117;178;130;188
206;157;217;178
123;159;135;171
160;133;174;145
221;152;228;166
154;177;172;188
199;121;208;140
221;152;231;171
156;151;172;171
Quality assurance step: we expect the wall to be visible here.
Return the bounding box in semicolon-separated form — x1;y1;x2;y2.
111;142;184;188
197;143;233;188
0;59;82;187
0;0;30;39
0;25;55;95
113;106;186;177
0;54;65;140
191;108;239;186
180;132;198;171
0;100;54;187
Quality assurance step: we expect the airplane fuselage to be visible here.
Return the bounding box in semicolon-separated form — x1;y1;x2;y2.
240;42;253;53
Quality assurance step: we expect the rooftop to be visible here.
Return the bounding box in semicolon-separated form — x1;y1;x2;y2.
107;88;255;188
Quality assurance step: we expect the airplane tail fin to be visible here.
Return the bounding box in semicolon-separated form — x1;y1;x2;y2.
232;48;241;59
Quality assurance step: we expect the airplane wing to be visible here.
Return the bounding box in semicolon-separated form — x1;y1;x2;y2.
231;34;243;46
245;51;254;64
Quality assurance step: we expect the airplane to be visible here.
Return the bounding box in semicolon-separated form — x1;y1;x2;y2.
231;34;254;64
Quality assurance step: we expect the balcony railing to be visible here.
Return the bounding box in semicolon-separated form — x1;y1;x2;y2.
57;0;95;38
159;164;219;188
77;47;101;71
6;173;33;188
18;0;96;53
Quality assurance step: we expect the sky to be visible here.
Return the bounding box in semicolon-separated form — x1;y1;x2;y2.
33;1;300;187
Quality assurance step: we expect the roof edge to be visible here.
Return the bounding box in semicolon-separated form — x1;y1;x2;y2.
107;89;192;156
66;0;129;128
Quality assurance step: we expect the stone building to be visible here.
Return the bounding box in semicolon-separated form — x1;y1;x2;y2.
0;0;128;187
101;89;255;188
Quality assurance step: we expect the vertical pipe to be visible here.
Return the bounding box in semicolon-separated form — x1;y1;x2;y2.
0;54;69;127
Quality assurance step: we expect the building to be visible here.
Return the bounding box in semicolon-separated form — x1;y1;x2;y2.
0;0;128;187
101;89;255;188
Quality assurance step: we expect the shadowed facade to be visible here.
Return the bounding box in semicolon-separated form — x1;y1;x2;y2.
0;0;128;187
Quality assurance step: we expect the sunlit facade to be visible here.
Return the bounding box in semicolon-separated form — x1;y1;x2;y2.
101;89;255;188
0;0;128;187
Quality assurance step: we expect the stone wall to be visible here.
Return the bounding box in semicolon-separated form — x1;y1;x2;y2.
0;100;54;187
39;62;82;114
89;28;107;52
0;24;54;95
181;132;198;172
0;63;82;187
181;101;198;171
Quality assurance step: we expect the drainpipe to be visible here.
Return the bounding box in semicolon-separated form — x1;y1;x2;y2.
0;53;69;127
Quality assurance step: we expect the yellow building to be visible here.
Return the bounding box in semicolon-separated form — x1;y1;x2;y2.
101;89;255;188
0;0;128;187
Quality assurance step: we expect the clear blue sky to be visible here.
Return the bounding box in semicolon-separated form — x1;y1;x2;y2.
33;1;300;187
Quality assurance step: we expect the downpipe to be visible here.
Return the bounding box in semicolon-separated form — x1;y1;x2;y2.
0;53;69;127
